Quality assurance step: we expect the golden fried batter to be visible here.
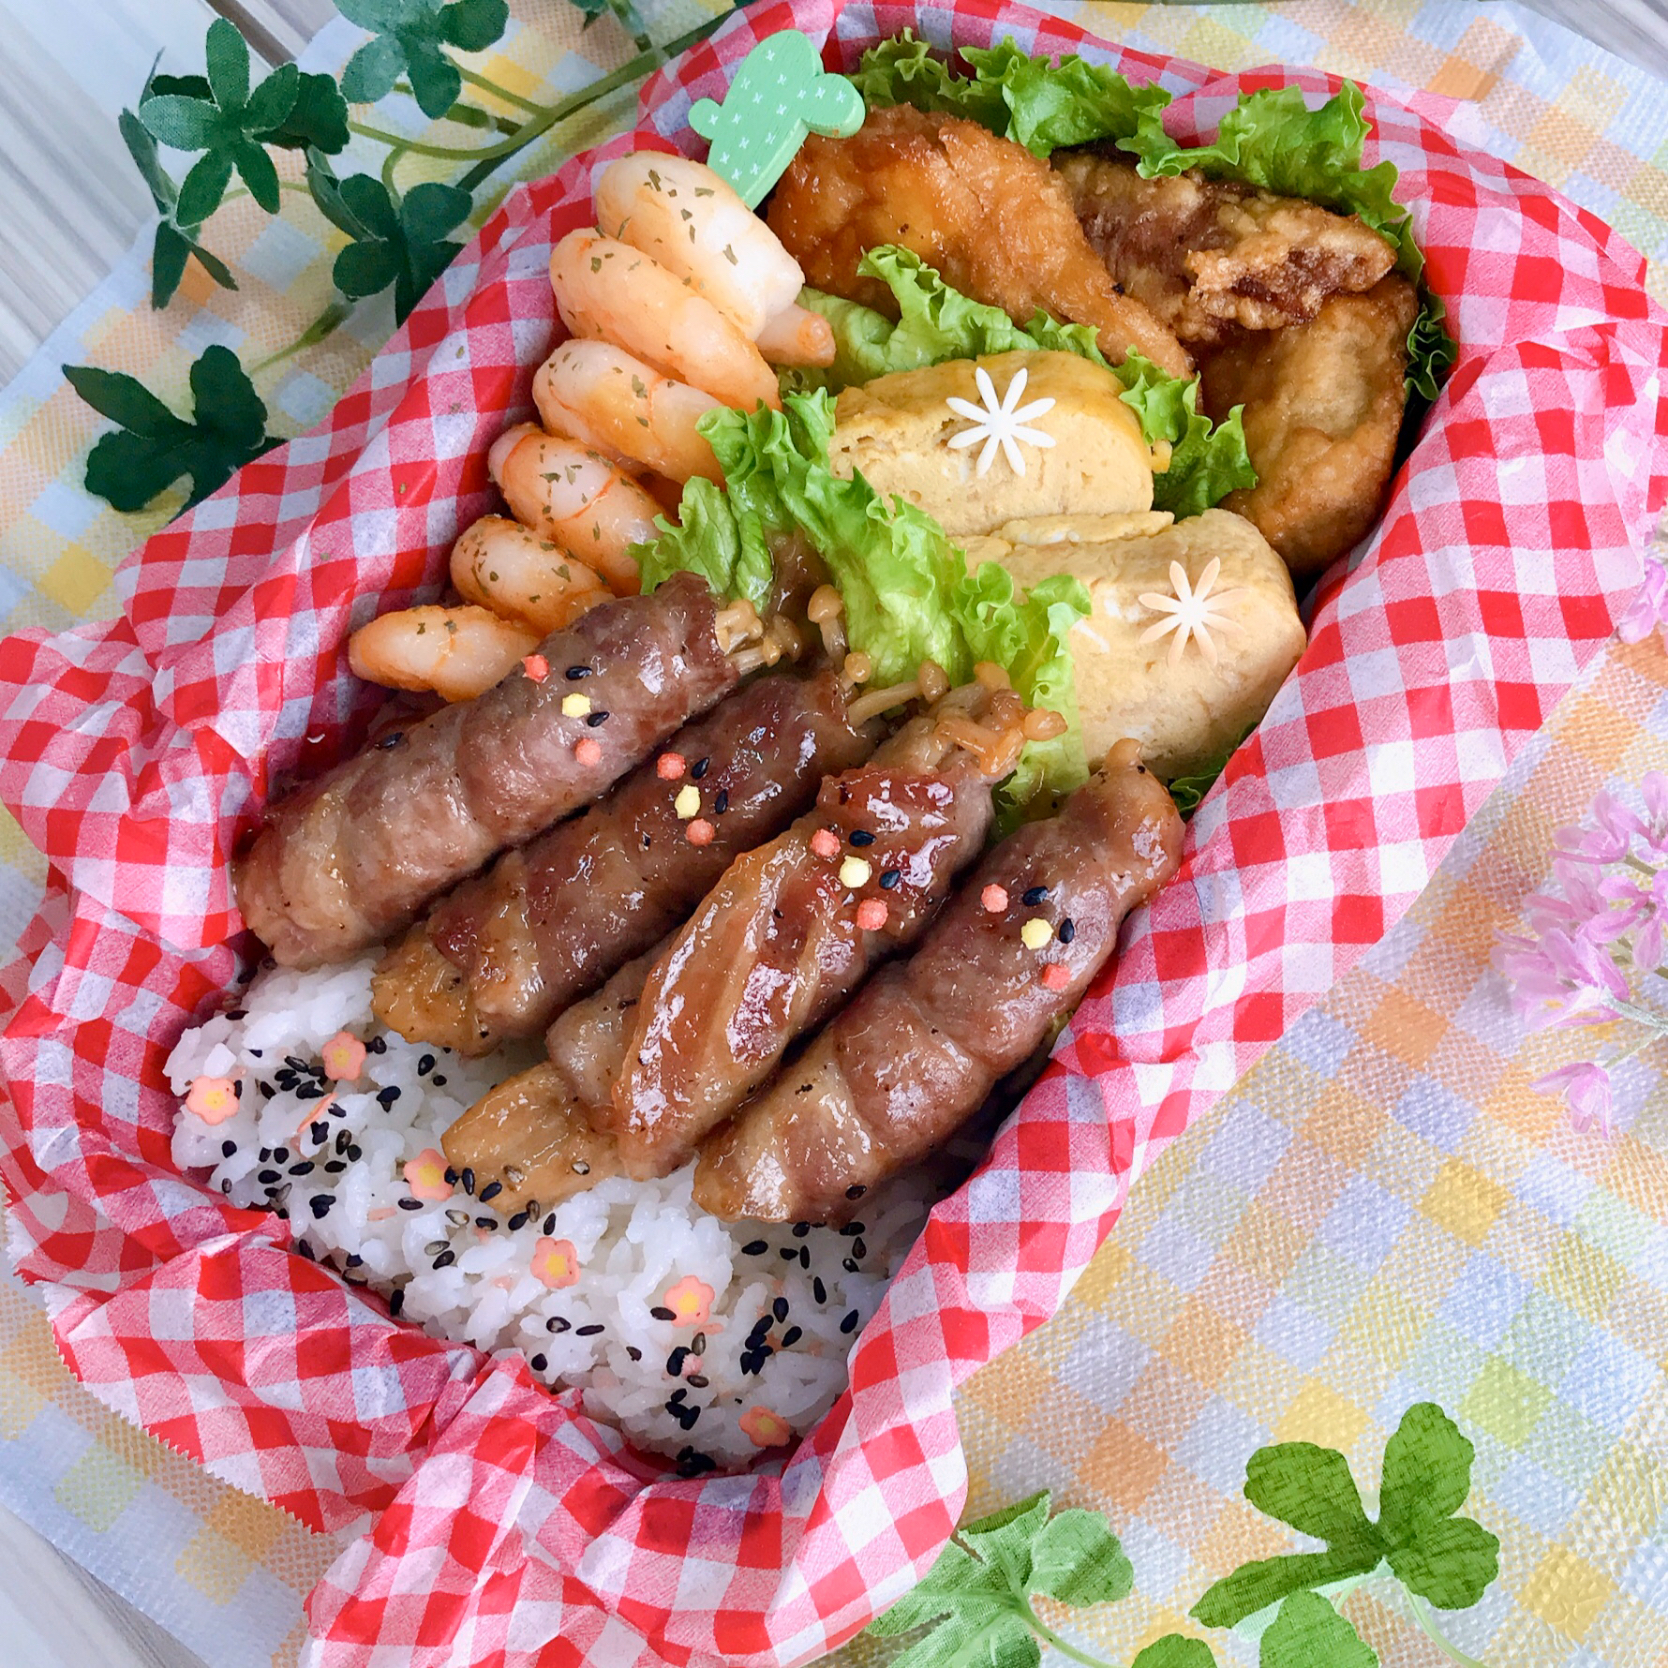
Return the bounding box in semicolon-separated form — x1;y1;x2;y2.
1056;153;1397;352
767;104;1192;378
1199;275;1417;577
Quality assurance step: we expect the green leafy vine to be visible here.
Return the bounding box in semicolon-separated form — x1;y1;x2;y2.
868;1403;1501;1668
67;0;733;514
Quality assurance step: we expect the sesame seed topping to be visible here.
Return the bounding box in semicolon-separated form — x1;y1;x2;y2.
565;665;592;679
847;1184;866;1199
651;1305;677;1321
773;1297;789;1321
530;1354;548;1372
461;1168;475;1195
585;710;610;727
397;1197;423;1211
841;1310;860;1334
781;1326;803;1348
712;789;729;815
479;1181;503;1202
878;869;901;889
1059;918;1076;943
849;829;875;847
743;1239;767;1255
433;1249;455;1269
576;1323;604;1336
691;756;710;780
1022;885;1050;906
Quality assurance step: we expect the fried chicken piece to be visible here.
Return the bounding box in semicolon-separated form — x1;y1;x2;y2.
768;104;1191;378
1056;152;1397;352
1199;275;1418;576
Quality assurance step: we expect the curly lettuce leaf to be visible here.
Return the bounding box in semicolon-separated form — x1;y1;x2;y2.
797;249;1253;517
635;390;1089;813
851;30;1171;159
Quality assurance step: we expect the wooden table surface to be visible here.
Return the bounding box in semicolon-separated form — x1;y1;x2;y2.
2;0;1667;1664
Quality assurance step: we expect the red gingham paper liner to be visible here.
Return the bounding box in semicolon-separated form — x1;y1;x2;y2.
1;1;1665;1662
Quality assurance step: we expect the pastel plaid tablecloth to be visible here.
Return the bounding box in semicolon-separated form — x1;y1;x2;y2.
0;2;1664;1664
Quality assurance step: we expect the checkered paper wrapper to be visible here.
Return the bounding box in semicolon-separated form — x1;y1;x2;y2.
0;0;1666;1662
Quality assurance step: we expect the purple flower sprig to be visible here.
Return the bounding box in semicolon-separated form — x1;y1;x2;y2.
1493;772;1668;1135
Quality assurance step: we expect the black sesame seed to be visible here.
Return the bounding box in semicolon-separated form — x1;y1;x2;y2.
220;1179;232;1194
296;1239;315;1260
325;1161;347;1174
376;731;405;750
476;1216;496;1230
1059;918;1076;944
843;1258;859;1273
259;1083;274;1098
813;1277;827;1304
792;1221;810;1238
310;1195;333;1219
853;1238;867;1259
397;1197;423;1211
424;1240;448;1256
547;1316;571;1333
779;1248;798;1261
849;829;875;846
259;1148;272;1161
221;1139;238;1158
288;1161;315;1177
627;1346;642;1362
565;665;592;679
691;1332;706;1356
668;1388;688;1405
650;1305;677;1321
878;868;901;890
686;1374;709;1388
389;1289;405;1315
447;1209;469;1226
691;756;710;780
368;1036;387;1054
295;1083;328;1101
461;1167;476;1195
576;1323;604;1337
226;1008;247;1022
712;789;729;815
748;1317;771;1344
310;1121;329;1145
839;1223;863;1237
346;1145;363;1162
840;1310;860;1334
530;1353;548;1371
543;1213;557;1235
285;1056;308;1072
585;710;610;727
773;1297;789;1322
742;1239;768;1256
479;1180;503;1203
800;1246;810;1268
1022;885;1049;906
273;1148;290;1163
507;1211;529;1231
431;1074;447;1087
376;1087;401;1109
667;1346;690;1375
433;1249;456;1269
443;1166;458;1184
846;1185;866;1200
782;1326;803;1348
258;1169;281;1184
418;1054;436;1075
345;1253;364;1268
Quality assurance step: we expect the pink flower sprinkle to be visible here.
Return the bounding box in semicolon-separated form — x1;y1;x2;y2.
657;752;686;780
739;1406;793;1448
685;818;716;846
574;737;603;767
981;884;1009;914
662;1274;714;1327
856;898;888;931
532;1237;581;1289
523;654;550;682
810;828;841;859
1533;1061;1614;1137
1040;963;1071;992
185;1076;239;1125
321;1030;367;1081
404;1148;452;1202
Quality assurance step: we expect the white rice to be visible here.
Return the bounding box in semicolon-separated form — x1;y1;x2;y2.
167;955;930;1472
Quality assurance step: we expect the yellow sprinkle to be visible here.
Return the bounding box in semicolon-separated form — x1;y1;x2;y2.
675;784;701;819
839;856;872;889
561;693;592;718
1021;917;1054;950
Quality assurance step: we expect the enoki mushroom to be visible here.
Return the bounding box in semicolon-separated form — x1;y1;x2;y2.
847;658;950;725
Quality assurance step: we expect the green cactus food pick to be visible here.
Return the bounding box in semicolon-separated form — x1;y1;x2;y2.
689;30;866;208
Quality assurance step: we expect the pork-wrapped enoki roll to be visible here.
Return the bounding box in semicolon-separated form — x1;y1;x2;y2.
692;743;1184;1224
605;673;1046;1180
237;574;751;969
371;671;878;1055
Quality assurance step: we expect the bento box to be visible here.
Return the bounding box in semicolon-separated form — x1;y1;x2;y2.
1;0;1665;1664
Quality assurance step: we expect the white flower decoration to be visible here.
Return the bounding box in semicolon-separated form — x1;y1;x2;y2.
945;366;1056;478
1138;557;1247;668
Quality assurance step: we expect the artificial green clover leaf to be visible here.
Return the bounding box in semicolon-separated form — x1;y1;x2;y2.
1378;1401;1475;1541
65;345;280;513
138;18;301;219
119;105;237;309
1192;1548;1379;1629
319;172;472;323
257;71;352;153
1244;1444;1378;1548
1386;1516;1500;1610
1132;1637;1217;1668
1029;1509;1135;1607
1259;1593;1377;1668
868;1493;1135;1668
338;0;512;118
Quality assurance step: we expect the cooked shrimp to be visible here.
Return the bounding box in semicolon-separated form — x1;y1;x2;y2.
349;605;538;703
755;304;836;367
594;152;805;339
549;228;781;413
534;339;724;484
488;425;658;594
450;514;613;629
